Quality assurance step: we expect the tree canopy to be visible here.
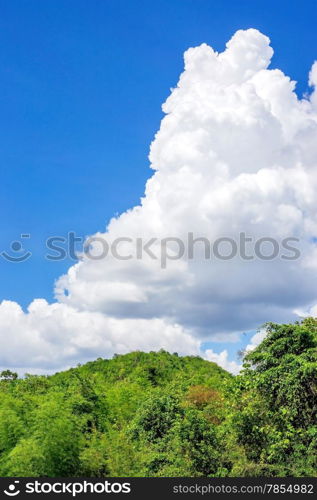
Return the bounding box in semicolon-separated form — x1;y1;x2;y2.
0;319;316;477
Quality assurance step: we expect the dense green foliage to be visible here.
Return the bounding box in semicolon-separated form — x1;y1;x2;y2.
0;318;316;477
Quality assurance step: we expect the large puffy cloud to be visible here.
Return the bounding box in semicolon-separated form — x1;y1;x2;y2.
1;29;317;374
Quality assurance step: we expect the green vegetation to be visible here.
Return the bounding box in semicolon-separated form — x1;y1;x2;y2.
0;318;316;477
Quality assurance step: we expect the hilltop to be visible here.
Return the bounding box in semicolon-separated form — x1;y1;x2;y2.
0;320;316;477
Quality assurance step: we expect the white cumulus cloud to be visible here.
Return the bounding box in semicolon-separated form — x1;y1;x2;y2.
245;329;267;353
204;349;241;375
1;28;317;374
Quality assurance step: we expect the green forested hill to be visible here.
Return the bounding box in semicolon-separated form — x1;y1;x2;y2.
0;319;316;477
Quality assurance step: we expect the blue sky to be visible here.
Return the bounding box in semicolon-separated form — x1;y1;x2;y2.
1;1;317;370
